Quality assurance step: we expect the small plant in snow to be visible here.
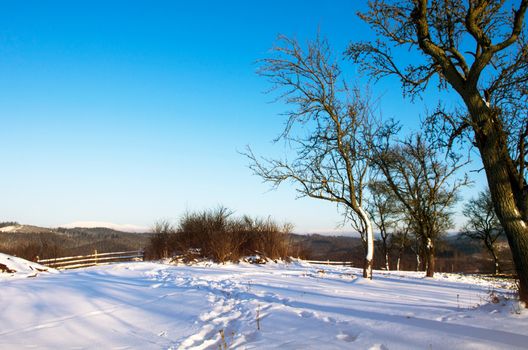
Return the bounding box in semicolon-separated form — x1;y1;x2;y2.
489;292;500;304
218;329;228;350
256;303;261;331
245;280;252;293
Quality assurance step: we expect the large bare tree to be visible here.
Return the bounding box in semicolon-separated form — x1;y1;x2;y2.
246;36;378;278
375;133;468;277
348;0;528;303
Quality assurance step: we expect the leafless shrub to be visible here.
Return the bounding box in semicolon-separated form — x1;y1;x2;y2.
245;217;293;261
149;207;293;263
145;220;175;260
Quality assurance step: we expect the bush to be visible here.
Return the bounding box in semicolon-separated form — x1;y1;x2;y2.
144;220;175;260
147;207;293;263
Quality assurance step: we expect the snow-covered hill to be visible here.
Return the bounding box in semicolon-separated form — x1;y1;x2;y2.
0;224;56;234
59;221;149;233
0;260;526;349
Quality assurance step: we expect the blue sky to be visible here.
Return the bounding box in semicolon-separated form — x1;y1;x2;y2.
0;1;485;232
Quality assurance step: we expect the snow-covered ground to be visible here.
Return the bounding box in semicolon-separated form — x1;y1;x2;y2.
0;259;526;349
0;253;56;279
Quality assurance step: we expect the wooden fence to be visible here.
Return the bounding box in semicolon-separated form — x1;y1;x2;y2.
37;250;144;270
305;260;353;266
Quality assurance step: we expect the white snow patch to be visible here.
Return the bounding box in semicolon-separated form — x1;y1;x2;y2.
0;225;21;233
60;221;149;233
0;253;57;279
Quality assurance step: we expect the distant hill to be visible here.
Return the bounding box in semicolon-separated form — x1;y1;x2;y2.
0;224;151;261
0;224;56;234
289;233;363;261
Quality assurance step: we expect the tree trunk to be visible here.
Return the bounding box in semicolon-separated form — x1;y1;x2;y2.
485;160;528;299
382;238;390;271
469;97;528;305
363;258;372;278
358;207;374;279
396;245;403;271
486;242;501;275
425;237;435;277
492;252;501;275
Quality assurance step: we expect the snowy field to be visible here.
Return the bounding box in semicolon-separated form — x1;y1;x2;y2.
1;257;527;350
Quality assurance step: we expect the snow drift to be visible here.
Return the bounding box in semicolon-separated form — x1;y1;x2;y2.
0;253;56;279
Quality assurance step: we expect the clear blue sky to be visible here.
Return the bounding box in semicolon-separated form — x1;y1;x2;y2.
0;1;485;232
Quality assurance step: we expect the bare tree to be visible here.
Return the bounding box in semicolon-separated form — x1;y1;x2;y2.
246;35;379;278
347;0;528;303
375;133;468;277
368;180;400;270
462;189;506;274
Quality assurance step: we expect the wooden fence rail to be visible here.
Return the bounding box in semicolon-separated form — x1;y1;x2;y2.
37;250;144;270
305;260;353;266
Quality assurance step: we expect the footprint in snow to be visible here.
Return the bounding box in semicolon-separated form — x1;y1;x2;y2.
299;310;315;318
336;331;358;342
322;316;336;324
437;313;471;322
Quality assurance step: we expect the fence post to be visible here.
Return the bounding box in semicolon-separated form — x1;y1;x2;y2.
94;249;98;265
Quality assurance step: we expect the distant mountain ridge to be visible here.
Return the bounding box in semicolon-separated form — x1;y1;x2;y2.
59;221;149;233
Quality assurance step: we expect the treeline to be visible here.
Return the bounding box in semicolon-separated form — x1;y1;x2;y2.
295;233;514;274
0;219;513;274
0;221;19;228
146;207;303;263
0;227;149;261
